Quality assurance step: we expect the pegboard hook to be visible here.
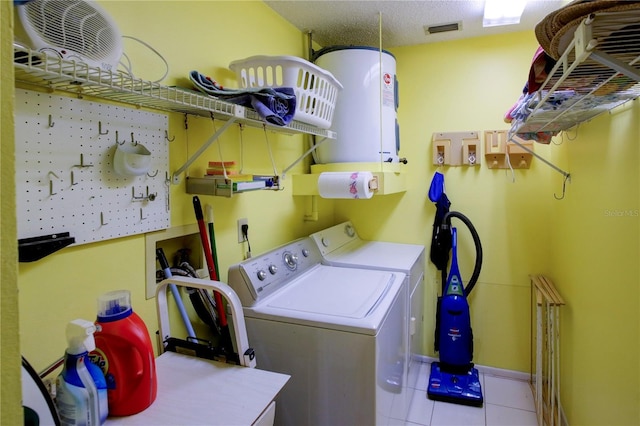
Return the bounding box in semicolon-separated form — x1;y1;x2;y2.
164;130;175;142
98;121;109;135
131;132;138;146
73;153;93;168
132;186;145;201
48;114;55;128
115;131;125;145
48;171;59;196
147;169;159;178
146;186;157;201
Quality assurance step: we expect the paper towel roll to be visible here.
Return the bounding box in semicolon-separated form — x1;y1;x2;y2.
318;171;375;199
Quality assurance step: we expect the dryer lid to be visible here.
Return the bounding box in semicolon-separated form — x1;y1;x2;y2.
328;241;424;270
267;266;393;319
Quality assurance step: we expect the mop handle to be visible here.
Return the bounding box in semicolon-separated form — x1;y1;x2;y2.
156;248;197;338
206;204;220;275
193;196;228;327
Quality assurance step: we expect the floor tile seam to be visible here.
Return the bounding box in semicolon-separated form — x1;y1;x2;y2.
428;397;436;426
485;401;536;413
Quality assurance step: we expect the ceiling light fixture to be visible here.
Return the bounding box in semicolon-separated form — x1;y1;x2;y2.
483;0;527;27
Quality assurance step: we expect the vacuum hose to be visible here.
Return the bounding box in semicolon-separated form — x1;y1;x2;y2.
441;211;483;297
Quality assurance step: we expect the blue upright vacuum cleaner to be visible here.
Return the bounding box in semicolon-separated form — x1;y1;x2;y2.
427;209;484;406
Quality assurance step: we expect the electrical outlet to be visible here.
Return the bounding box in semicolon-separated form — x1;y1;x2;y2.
237;218;248;243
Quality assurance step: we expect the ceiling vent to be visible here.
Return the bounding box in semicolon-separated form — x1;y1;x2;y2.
424;21;462;35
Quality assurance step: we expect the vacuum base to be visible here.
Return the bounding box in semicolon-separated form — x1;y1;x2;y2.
427;362;483;407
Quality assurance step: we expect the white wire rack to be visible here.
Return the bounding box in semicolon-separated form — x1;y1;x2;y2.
507;10;640;183
13;45;336;138
14;46;338;196
511;10;640;136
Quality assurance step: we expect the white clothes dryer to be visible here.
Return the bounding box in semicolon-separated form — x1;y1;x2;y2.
309;221;425;391
228;238;410;426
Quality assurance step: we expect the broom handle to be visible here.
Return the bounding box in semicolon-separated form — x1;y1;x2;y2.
193;196;227;327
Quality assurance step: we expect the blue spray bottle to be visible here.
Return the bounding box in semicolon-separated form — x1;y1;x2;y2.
56;319;108;425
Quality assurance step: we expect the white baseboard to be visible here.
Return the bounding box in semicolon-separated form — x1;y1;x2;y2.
413;354;529;381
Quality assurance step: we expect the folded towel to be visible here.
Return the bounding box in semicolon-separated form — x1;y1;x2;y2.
189;70;296;126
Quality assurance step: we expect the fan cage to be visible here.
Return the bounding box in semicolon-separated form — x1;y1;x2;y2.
21;0;121;70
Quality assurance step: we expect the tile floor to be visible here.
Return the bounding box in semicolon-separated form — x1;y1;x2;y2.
401;362;538;426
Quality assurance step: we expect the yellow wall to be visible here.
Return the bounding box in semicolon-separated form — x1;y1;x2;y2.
338;32;639;424
338;32;555;372
548;102;639;425
1;1;22;425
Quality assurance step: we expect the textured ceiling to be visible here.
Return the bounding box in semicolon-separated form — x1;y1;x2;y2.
264;0;570;48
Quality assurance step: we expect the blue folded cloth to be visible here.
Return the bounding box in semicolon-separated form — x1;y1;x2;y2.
189;70;296;126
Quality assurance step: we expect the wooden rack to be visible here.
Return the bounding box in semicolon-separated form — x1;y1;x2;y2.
530;275;565;426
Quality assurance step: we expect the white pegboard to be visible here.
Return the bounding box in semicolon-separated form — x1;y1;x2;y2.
15;89;170;246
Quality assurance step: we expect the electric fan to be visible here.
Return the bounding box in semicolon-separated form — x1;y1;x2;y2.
14;0;123;72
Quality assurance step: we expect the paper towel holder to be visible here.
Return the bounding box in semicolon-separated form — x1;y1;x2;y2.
317;171;378;200
368;175;379;191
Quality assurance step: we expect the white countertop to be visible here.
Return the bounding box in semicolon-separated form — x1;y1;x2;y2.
106;351;290;426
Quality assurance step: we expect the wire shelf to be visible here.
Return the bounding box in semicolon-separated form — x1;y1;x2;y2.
510;10;640;135
13;46;336;138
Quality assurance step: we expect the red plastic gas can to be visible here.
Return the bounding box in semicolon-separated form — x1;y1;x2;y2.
90;290;157;417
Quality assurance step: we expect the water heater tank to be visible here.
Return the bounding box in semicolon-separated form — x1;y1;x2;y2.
314;46;399;164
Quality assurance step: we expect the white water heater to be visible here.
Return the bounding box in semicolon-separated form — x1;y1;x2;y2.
314;46;399;164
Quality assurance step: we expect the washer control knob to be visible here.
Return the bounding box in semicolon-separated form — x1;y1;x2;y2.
283;252;298;270
268;264;278;275
321;237;330;247
301;248;310;257
257;270;267;281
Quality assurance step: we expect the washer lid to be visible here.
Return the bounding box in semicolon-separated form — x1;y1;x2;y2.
267;266;393;319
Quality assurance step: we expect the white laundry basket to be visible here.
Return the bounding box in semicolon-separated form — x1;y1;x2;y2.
229;55;343;129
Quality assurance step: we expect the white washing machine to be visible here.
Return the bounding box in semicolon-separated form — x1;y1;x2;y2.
228;238;410;426
309;222;425;391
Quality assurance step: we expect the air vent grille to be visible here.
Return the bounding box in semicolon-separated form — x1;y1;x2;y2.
424;22;462;35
